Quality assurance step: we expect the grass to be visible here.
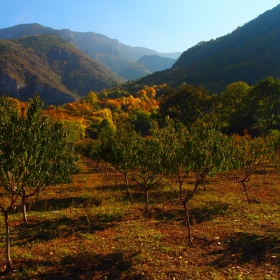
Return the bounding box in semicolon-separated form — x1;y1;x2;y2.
0;159;279;279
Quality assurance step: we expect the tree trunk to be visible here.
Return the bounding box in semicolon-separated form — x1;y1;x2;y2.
124;172;130;197
183;202;192;244
22;192;28;223
241;181;250;203
3;210;12;273
145;186;149;212
115;171;118;187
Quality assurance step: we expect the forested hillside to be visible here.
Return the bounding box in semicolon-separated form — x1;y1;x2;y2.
0;34;126;105
0;23;181;79
137;55;176;73
134;4;280;94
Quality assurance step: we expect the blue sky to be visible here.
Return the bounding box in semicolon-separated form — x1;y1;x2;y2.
0;0;279;53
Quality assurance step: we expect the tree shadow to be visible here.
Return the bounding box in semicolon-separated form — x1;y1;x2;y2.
23;196;102;212
11;213;121;245
189;201;230;224
209;232;280;266
36;251;143;280
150;201;229;224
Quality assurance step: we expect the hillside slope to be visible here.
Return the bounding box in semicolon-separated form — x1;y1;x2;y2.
0;34;126;105
137;55;175;73
133;4;280;94
0;23;181;79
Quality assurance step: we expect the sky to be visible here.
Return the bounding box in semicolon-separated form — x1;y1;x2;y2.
0;0;280;53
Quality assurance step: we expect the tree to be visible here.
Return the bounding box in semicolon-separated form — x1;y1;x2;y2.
224;130;274;203
98;122;139;197
0;94;79;273
85;91;99;105
216;81;255;134
159;83;212;127
180;123;230;243
251;77;280;130
131;134;165;212
153;120;231;243
0;95;21;121
61;118;86;143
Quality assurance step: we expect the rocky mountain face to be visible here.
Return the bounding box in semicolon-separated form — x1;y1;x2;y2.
0;73;75;106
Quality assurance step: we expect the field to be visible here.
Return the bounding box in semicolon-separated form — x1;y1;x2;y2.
0;159;279;279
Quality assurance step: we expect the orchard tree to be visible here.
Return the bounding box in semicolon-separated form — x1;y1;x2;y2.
225;130;274;203
131;134;165;212
0;94;79;273
98;122;139;197
181;123;231;243
154;120;231;243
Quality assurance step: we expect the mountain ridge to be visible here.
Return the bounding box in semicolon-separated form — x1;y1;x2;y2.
131;4;280;94
0;23;181;79
0;34;126;106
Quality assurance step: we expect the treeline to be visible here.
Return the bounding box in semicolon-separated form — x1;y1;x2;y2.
43;76;280;140
158;77;280;135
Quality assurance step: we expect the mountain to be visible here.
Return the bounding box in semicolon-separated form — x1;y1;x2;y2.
118;64;151;81
0;23;181;79
137;55;176;73
0;34;126;106
131;4;280;94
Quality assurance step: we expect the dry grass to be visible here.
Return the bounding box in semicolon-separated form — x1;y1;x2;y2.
0;159;280;279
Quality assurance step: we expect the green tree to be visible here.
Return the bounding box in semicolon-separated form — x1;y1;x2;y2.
130;110;151;136
0;94;79;273
61;119;86;143
131;135;165;212
154;120;231;243
0;95;21;121
85;91;99;105
251;77;280;130
216;81;255;133
224;131;274;203
98;123;139;197
159;83;212;127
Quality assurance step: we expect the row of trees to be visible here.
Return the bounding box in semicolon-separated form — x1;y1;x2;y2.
159;77;280;134
76;119;277;244
44;76;280;140
0;94;79;273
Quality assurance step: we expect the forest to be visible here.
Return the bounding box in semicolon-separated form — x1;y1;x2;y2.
0;76;280;279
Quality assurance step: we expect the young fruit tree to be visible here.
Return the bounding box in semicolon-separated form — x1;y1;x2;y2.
98;123;139;197
0;94;79;273
224;130;274;203
131;133;165;212
154;121;231;243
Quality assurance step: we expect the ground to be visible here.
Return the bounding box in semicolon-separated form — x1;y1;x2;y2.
0;159;279;279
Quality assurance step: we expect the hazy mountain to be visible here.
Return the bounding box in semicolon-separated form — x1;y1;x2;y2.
137;55;175;73
118;64;152;81
0;34;126;106
130;4;280;94
0;23;181;79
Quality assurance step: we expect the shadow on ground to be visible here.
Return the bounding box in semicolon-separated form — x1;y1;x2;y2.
23;196;102;212
209;232;280;266
35;251;143;280
10;213;121;245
